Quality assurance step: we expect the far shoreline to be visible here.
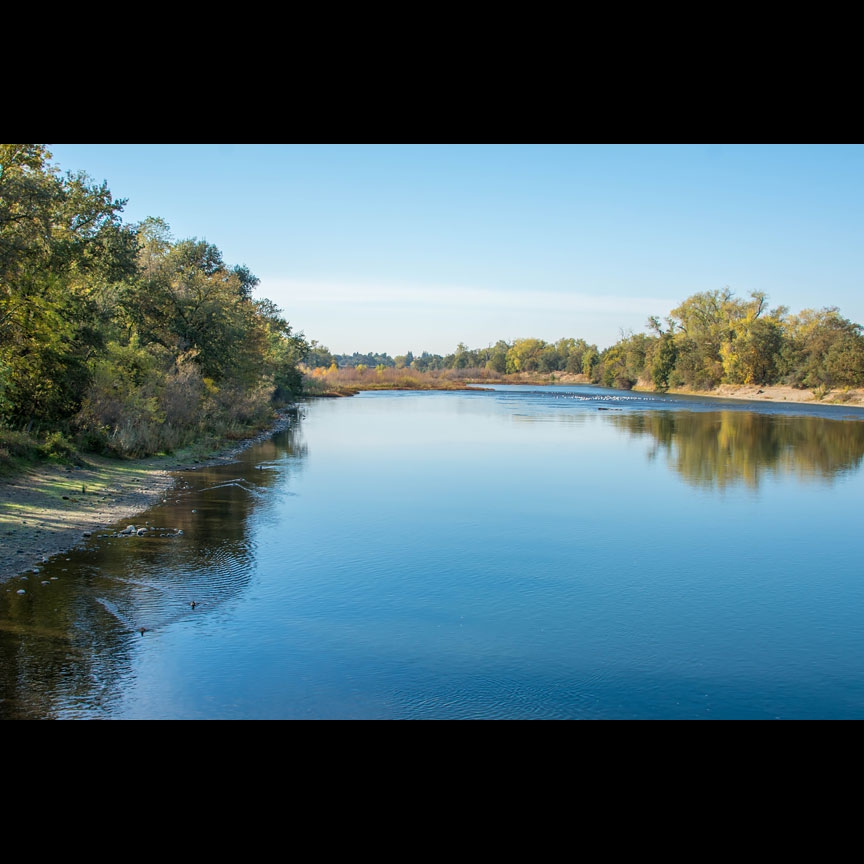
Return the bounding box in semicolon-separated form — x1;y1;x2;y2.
515;375;864;409
308;368;864;410
656;382;864;410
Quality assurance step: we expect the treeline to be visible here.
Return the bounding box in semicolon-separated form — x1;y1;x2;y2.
306;339;599;377
308;289;864;395
0;144;308;460
604;290;864;394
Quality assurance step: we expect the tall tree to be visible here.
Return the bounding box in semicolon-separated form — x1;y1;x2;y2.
719;293;787;386
0;144;137;424
667;288;736;389
782;308;864;389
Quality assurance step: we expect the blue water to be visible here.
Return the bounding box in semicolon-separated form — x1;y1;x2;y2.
3;385;864;719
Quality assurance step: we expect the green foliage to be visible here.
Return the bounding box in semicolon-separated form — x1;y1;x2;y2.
825;332;864;388
306;341;336;369
0;358;9;417
654;290;789;391
506;339;545;374
399;291;862;398
1;145;138;426
598;345;638;390
666;289;733;389
721;314;784;385
559;338;594;375
485;345;508;374
582;347;599;380
781;308;864;390
0;146;310;461
652;333;677;392
0;427;41;466
38;431;77;462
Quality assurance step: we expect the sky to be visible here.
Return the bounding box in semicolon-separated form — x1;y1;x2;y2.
46;143;864;356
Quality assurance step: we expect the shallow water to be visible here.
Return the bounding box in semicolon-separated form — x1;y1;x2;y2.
2;385;864;720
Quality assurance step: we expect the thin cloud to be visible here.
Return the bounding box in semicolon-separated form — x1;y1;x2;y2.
264;278;676;318
257;278;681;353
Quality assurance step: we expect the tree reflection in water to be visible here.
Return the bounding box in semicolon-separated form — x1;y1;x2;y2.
610;410;864;489
0;425;307;720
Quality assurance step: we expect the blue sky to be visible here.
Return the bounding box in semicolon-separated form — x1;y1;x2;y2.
47;144;864;356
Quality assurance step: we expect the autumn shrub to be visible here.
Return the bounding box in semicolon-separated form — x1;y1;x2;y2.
211;382;274;427
161;360;206;428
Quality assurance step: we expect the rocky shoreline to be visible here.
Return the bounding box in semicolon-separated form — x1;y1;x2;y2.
0;410;296;585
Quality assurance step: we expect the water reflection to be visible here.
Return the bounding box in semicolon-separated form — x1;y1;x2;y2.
610;410;864;489
4;392;864;720
0;424;307;720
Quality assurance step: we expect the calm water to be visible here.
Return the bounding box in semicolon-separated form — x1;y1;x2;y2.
3;385;864;720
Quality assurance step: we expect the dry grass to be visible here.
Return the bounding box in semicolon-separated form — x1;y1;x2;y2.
303;366;864;409
302;366;509;396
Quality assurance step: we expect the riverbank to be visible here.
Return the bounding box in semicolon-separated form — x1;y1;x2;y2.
529;374;864;407
304;366;864;408
655;383;864;408
0;411;296;584
4;381;863;583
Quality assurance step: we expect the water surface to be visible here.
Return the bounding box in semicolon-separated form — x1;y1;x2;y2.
2;385;864;719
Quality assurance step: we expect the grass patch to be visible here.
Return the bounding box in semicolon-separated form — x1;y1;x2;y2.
1;427;88;477
0;428;49;476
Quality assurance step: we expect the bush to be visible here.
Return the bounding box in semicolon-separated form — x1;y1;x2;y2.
0;428;38;460
38;431;78;462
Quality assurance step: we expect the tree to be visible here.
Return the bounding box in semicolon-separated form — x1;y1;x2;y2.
506;339;547;374
127;221;263;383
485;341;509;374
582;347;600;381
652;332;678;392
0;144;138;425
783;308;864;389
306;341;335;369
452;342;472;370
556;338;595;376
667;288;736;389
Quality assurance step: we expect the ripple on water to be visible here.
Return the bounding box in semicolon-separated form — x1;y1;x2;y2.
88;536;256;636
392;673;611;720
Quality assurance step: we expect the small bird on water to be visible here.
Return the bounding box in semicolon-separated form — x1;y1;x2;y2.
190;601;198;610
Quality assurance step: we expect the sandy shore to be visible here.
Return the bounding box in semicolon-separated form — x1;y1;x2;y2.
524;374;864;407
666;383;864;408
0;412;295;584
535;375;864;407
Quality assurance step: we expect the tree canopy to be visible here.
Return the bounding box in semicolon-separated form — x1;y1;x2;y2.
1;144;309;458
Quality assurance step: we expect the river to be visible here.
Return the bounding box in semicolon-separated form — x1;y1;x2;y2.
2;385;864;719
